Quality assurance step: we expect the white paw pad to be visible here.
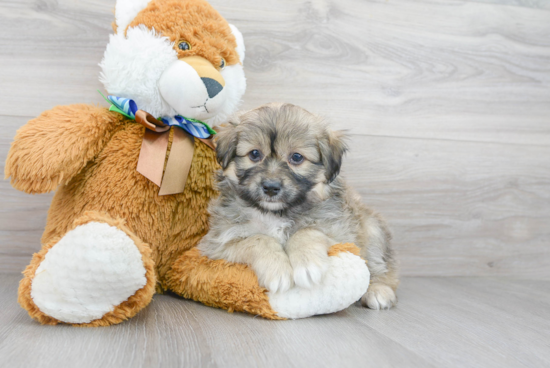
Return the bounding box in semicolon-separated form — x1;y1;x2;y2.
362;284;397;310
255;260;294;294
31;222;147;324
293;263;324;289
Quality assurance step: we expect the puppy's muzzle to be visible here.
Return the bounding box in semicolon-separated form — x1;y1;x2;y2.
262;180;281;197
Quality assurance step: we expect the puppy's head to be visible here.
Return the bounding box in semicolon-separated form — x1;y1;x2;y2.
216;103;347;213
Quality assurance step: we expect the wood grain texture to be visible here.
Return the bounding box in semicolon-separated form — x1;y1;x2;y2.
1;274;549;368
1;0;549;277
465;0;550;9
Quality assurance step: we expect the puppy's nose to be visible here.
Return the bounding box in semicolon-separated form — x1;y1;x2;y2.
201;77;223;98
262;180;281;197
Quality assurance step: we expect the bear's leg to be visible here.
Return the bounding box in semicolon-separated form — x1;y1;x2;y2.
18;211;156;326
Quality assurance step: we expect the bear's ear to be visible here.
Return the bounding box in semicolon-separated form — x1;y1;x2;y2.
228;24;246;63
115;0;153;34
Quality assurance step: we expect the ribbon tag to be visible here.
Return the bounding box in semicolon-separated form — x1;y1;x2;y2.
99;91;215;196
158;128;195;195
136;127;197;195
136;129;169;187
135;110;170;133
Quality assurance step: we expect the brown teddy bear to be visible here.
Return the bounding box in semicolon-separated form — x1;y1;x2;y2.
5;0;246;326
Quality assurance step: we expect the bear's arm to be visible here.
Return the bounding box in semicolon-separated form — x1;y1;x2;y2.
5;104;122;194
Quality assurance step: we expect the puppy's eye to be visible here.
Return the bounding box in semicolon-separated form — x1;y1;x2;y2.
178;40;191;51
248;150;262;162
289;153;304;165
219;57;226;70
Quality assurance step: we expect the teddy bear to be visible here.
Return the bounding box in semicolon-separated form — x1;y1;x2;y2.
6;0;370;325
5;0;246;326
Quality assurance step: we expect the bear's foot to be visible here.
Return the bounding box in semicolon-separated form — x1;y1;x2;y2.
166;243;370;320
19;212;156;326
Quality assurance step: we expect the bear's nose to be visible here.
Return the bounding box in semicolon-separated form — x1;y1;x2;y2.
201;77;223;98
262;180;281;197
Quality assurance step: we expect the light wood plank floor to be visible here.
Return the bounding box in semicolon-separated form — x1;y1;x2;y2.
0;274;548;368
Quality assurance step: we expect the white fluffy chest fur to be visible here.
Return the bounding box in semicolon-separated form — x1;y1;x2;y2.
246;209;294;245
213;207;294;246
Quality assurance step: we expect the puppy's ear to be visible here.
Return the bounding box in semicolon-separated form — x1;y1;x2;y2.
319;129;348;183
215;122;239;170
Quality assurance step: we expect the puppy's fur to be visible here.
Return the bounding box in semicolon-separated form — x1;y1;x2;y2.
198;103;399;309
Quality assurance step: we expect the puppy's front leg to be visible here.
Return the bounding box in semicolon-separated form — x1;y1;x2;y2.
224;235;294;293
286;228;333;289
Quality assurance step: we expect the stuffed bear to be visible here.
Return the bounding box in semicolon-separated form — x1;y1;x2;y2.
6;0;370;325
5;0;246;326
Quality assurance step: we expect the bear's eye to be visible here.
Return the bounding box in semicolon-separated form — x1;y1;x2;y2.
248;149;262;162
178;40;191;51
289;153;304;165
219;57;226;70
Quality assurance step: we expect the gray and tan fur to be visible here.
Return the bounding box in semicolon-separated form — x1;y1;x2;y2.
198;103;399;309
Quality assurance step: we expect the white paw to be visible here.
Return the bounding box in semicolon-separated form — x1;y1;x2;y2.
361;283;397;310
289;249;330;289
31;222;147;324
253;253;294;293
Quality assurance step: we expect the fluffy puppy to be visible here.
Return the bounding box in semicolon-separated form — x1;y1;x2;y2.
198;103;399;309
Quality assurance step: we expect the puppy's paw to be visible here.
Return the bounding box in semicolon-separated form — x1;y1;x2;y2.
289;249;330;289
254;253;294;293
361;283;397;310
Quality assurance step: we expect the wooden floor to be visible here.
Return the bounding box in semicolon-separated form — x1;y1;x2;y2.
0;274;548;368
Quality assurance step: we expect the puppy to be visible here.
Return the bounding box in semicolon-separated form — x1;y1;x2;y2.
198;103;399;309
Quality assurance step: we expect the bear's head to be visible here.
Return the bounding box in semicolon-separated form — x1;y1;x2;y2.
100;0;246;126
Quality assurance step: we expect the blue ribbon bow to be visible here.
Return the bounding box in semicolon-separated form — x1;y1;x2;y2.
101;93;215;139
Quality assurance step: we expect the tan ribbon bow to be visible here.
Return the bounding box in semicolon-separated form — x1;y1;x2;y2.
135;110;215;196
